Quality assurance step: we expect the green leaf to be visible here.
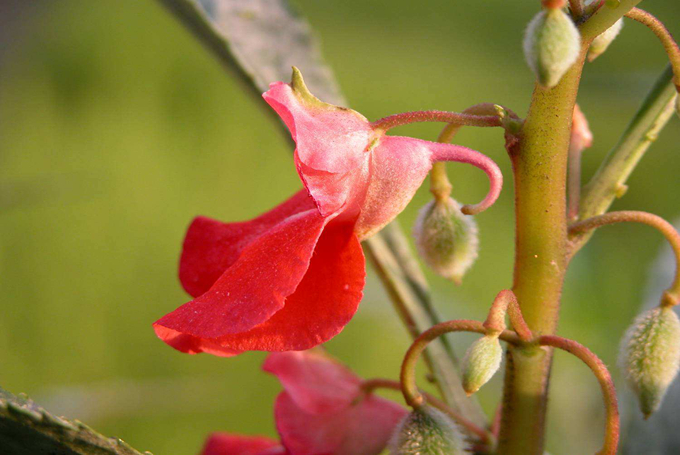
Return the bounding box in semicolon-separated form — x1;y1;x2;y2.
0;386;148;455
156;0;344;104
621;218;680;453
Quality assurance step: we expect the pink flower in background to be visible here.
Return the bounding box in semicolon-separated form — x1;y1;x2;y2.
202;350;407;455
153;68;502;356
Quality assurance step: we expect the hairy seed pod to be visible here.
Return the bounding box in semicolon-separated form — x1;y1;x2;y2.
588;18;624;61
462;335;504;395
389;405;467;455
619;306;680;418
523;8;581;88
413;198;479;284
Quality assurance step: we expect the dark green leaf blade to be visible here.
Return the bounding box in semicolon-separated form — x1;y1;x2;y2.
0;387;147;455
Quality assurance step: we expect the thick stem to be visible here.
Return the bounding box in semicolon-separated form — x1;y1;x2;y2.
569;211;680;306
539;336;619;455
360;378;493;445
498;46;588;455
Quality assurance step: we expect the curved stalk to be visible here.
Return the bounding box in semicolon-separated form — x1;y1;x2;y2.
371;110;500;132
484;290;534;342
539;336;619;455
569;211;680;306
360;378;494;445
400;319;521;409
625;8;680;90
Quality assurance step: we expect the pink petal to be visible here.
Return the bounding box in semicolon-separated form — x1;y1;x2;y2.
263;81;373;217
354;136;433;239
275;392;406;455
154;207;327;340
201;433;282;455
262;82;372;174
263;350;361;415
180;190;317;297
153;222;364;355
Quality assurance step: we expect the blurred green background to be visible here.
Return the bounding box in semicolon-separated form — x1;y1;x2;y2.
1;1;679;453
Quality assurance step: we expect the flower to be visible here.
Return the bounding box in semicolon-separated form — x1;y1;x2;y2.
153;68;502;356
202;349;407;455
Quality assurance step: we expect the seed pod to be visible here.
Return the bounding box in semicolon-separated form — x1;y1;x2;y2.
523;7;581;88
588;18;624;61
413;198;479;284
389;405;467;455
462;335;504;395
619;306;680;418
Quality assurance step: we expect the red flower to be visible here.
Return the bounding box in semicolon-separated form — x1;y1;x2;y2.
202;433;284;455
202;350;407;455
153;69;502;356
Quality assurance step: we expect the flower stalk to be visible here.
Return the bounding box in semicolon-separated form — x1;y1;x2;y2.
569;211;680;306
538;335;620;455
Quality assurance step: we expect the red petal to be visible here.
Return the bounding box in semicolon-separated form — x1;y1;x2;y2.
263;350;361;415
180;190;316;297
154;222;364;355
155;207;327;340
275;392;406;455
201;433;282;455
354;136;433;239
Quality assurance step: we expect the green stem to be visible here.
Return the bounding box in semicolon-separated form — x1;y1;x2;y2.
578;65;676;227
371;110;500;132
497;2;643;451
363;227;488;426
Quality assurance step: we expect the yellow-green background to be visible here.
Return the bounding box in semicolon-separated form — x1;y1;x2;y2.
1;1;679;453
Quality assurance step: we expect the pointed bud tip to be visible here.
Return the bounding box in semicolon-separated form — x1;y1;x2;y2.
587;18;624;63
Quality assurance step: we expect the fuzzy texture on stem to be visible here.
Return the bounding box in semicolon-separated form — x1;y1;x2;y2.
539;335;619;455
569;211;680;306
359;378;493;446
399;319;520;410
625;8;680;91
371;110;500;133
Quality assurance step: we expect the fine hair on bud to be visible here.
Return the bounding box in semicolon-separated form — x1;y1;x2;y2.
462;334;504;396
523;7;581;88
413;197;479;284
389;405;467;455
619;306;680;418
588;18;624;62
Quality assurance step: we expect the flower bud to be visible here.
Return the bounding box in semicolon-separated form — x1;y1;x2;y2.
413;198;479;284
389;405;467;455
523;8;581;88
619;306;680;418
587;18;624;62
462;335;504;395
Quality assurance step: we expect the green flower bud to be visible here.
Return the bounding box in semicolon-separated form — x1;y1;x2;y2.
523;8;581;88
462;335;504;395
588;18;624;62
413;198;479;284
619;306;680;418
389;405;467;455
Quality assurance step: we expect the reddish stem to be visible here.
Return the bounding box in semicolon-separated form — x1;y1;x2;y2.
360;378;494;445
483;290;534;342
371;110;501;132
539;335;619;455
